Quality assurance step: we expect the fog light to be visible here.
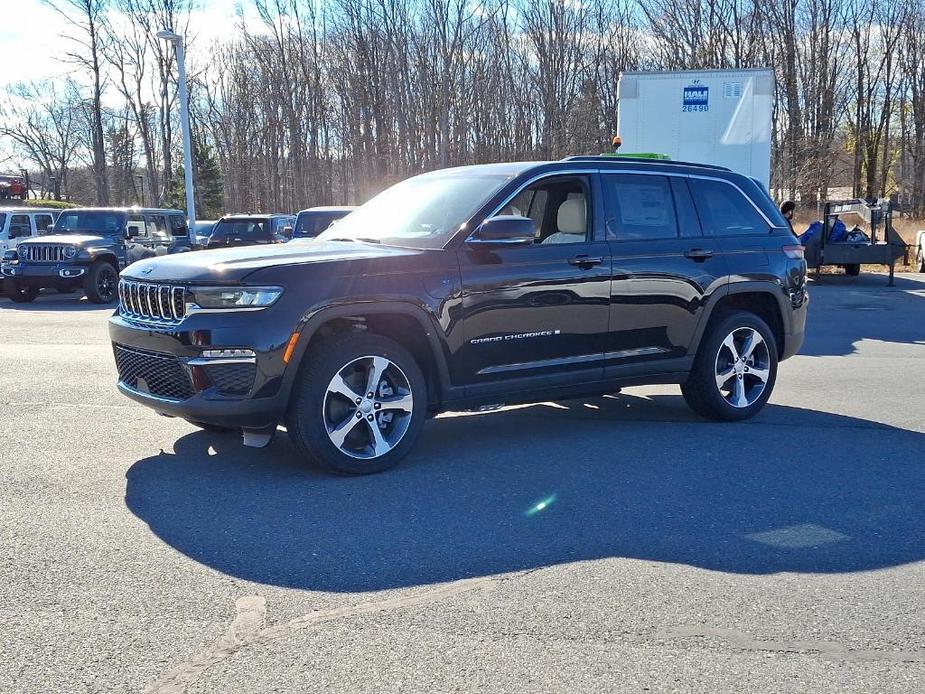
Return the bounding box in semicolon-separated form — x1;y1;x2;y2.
201;348;255;359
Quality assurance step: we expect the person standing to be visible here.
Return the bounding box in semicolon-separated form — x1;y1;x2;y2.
780;200;796;232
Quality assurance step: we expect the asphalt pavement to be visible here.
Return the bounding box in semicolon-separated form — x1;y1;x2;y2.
1;273;924;693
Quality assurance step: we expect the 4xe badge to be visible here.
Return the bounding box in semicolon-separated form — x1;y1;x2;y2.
682;80;709;113
140;265;154;275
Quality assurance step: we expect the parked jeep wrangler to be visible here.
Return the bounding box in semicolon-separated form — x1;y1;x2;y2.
109;158;807;474
2;207;190;303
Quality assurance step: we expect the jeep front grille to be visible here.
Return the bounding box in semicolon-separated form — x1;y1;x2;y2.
21;244;65;262
119;280;186;323
115;345;194;400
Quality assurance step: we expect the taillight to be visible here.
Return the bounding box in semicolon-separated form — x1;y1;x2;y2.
782;245;804;260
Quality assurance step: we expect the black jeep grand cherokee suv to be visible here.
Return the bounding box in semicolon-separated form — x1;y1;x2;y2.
110;157;807;474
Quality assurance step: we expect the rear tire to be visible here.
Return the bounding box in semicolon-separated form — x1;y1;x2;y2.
286;332;428;475
83;262;118;303
4;278;38;303
844;263;861;276
682;311;778;422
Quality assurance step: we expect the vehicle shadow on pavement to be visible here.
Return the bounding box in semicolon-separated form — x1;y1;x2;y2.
125;394;925;592
0;294;111;311
801;273;925;357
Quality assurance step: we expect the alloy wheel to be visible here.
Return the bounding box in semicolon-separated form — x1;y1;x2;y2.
322;355;414;459
98;266;116;300
714;326;771;409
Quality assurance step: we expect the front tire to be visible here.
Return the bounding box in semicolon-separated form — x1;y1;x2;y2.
286;332;428;475
4;278;39;303
682;311;778;421
83;262;118;303
844;263;861;276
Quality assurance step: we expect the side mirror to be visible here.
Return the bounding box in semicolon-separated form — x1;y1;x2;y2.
282;225;293;238
8;225;27;239
126;226;139;239
468;215;536;247
45;224;55;234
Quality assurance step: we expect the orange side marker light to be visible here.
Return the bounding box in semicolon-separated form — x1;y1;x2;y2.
283;332;300;364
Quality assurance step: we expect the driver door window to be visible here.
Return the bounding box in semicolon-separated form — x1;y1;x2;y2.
34;214;53;235
127;216;146;239
146;215;170;244
501;178;590;245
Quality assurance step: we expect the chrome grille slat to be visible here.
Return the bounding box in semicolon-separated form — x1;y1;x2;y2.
148;285;160;318
118;279;186;324
22;244;65;262
159;286;172;320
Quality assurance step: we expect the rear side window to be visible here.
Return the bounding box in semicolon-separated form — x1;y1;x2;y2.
689;179;770;236
670;178;702;238
602;174;678;241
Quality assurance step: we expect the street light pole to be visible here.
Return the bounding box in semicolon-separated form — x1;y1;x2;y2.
156;29;196;232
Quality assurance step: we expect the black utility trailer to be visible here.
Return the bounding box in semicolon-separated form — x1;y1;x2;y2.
804;199;907;286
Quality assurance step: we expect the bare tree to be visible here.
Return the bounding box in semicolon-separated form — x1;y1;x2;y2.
44;0;110;204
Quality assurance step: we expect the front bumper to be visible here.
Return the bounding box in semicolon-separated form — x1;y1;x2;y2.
2;261;87;281
109;308;301;429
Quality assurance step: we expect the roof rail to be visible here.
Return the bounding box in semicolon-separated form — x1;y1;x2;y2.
560;155;732;172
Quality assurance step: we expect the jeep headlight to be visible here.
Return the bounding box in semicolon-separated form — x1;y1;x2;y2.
63;245;77;259
17;245;29;259
188;286;283;310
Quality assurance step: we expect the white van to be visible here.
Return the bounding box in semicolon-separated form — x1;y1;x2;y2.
0;208;61;255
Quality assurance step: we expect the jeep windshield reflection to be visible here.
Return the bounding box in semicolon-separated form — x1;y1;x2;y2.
315;171;511;249
54;211;125;236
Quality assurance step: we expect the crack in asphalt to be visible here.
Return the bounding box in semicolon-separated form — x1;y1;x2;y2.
657;625;925;663
143;576;499;694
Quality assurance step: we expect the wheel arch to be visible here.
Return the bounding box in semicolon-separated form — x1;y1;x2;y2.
89;252;120;269
281;301;452;412
691;283;788;358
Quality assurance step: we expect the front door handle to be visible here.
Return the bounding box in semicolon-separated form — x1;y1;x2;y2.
684;248;714;261
568;255;603;268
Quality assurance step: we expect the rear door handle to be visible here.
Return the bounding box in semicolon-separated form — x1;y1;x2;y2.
568;255;603;268
684;248;714;261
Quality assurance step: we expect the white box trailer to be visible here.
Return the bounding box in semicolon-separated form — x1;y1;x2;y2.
617;68;774;188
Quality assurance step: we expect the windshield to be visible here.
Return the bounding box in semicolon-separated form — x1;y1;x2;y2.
316;173;511;249
55;211;125;236
211;219;270;239
294;211;345;238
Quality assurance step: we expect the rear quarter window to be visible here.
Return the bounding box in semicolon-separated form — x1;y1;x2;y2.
689;178;770;237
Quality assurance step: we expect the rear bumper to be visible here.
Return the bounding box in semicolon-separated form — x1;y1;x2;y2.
781;289;808;360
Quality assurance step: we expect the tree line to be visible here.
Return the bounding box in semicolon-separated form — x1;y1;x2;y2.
4;0;925;216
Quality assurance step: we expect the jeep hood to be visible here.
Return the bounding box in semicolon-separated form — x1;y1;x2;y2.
121;240;424;283
20;234;109;246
